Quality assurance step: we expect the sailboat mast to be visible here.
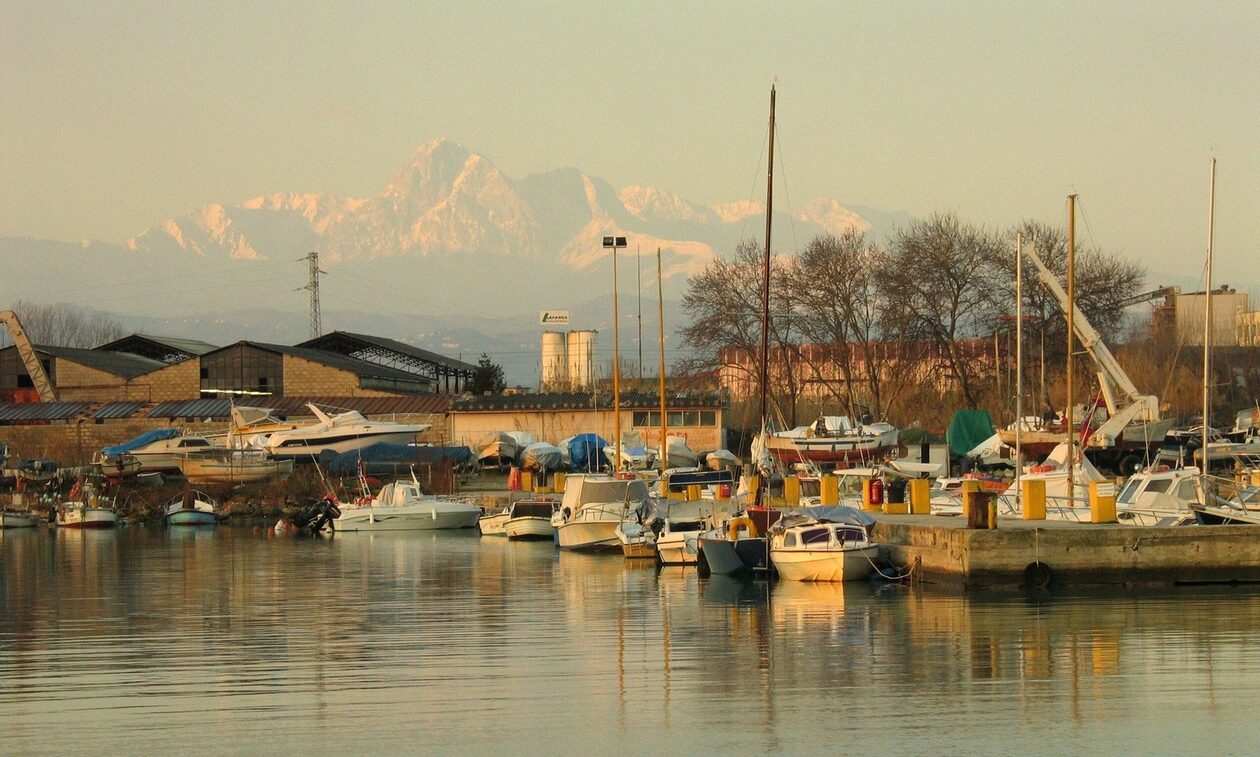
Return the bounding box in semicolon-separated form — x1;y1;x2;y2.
1066;194;1076;507
612;242;623;470
759;86;775;448
1202;157;1216;502
1015;233;1023;506
657;247;667;473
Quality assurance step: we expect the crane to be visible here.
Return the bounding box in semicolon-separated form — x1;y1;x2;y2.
1024;248;1161;447
0;310;57;402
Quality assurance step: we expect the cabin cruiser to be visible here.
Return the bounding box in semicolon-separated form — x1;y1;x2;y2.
768;506;880;582
335;476;481;532
554;474;651;551
1114;465;1202;526
654;504;709;566
504;499;558;540
95;429;219;472
231;404;429;460
765;415;899;468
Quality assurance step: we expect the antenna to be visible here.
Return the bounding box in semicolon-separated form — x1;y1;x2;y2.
298;251;326;339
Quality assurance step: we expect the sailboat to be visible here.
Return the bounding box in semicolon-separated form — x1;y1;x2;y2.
699;85;784;576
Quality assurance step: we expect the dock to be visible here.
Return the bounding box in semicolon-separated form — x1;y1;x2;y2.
872;513;1260;589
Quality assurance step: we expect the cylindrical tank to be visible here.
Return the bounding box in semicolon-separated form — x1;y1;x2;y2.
567;329;597;389
541;331;568;391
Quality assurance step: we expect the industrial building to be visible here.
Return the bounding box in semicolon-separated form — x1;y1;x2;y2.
450;391;727;453
539;330;598;391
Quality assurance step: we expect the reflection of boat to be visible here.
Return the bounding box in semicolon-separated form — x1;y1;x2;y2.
765;416;899;467
478;507;510;536
180;451;294;485
233;404;429;460
504;499;557;540
554;474;650;551
335;477;481;532
164;489;219;526
769;506;879;582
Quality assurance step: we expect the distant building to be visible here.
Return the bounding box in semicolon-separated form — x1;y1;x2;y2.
0;344;164;402
1171;288;1250;347
298;331;477;394
96;334;219;364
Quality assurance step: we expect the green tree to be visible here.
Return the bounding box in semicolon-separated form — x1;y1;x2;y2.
471;353;506;394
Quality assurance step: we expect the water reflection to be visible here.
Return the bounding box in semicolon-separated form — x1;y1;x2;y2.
2;527;1259;753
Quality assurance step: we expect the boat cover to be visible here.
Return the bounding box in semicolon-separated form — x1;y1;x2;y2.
567;433;609;472
773;505;877;529
518;442;564;471
947;409;995;457
319;443;474;475
99;428;182;457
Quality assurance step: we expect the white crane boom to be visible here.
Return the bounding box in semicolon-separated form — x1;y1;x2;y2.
0;310;57;402
1024;247;1160;446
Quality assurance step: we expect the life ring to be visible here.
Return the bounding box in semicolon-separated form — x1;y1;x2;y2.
727;516;758;540
1155;465;1170;472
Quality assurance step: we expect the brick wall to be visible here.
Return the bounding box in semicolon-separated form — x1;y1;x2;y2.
281;355;398;397
143;359;201;401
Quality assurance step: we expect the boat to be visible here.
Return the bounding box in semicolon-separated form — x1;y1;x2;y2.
614;518;657;558
764;415;900;468
231;403;429;460
180;450;294;485
768;506;880;582
997;443;1107;519
654;503;709;566
561;433;609;473
334;476;481;532
554;474;651;551
701;449;740;472
648;436;699;470
477;431;534;469
478;507;510;536
517;442;564;472
603;431;652;471
1114;465;1202;526
1;494;39;528
11;458;57;483
95;453;141;478
95;428;217;472
164;489;219;526
504;499;558;540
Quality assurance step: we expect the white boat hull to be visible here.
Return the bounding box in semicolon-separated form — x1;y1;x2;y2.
478;511;510;536
181;457;294;484
771;546;879;582
504;517;554;540
336;504;480;532
1;511;39;528
656;533;701;565
269;430;424;460
56;506;118;529
556;519;621;551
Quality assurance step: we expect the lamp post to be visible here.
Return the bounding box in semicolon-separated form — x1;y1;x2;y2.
604;235;627;470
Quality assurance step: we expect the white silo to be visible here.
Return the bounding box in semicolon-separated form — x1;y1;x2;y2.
567;329;597;390
541;331;568;391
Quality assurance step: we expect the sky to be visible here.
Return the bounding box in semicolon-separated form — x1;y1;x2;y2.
2;1;1258;289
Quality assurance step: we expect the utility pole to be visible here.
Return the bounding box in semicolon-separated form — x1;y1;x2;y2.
299;251;326;340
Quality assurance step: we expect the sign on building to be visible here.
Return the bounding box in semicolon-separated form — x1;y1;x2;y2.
540;310;570;326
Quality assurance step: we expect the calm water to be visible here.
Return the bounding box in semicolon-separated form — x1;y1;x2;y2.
2;526;1257;755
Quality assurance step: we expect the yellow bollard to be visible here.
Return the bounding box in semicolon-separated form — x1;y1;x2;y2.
820;475;839;506
959;479;981;517
534;485;553;494
521;470;534;492
687;484;702;502
1089;481;1117;523
1022;478;1046;520
784;476;801;506
883;499;909;515
909;479;931;515
553;472;566;493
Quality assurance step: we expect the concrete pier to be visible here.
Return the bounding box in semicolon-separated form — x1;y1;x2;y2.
873;514;1260;588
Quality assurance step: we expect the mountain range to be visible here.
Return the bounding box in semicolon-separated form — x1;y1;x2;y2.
0;139;912;384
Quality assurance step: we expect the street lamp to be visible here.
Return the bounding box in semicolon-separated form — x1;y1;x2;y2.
604;235;627;470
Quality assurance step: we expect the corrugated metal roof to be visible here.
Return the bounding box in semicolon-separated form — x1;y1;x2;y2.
96;334;219;361
149;399;233;419
452;391;726;412
299;331;479;373
35;345;166;378
0;402;88;421
149;396;452;420
212;341;432;387
93;401;143;419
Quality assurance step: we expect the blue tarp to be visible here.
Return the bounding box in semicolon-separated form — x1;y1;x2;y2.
100;428;181;457
319;443;474;476
567;433;608;472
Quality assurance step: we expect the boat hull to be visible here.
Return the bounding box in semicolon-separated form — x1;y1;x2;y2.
556;520;621;551
166;510;218;526
621;541;656;559
1;511;39;529
504;517;554;540
336;506;480;532
656;533;701;565
269;430;425;460
181;457;294;485
698;536;747;575
478;512;510;536
766;430;899;466
57;507;118;529
771;546;879;582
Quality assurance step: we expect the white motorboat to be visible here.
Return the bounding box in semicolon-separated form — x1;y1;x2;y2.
769;506;879;582
180;450;294;485
232;404;429;460
765;416;899;468
96;429;218;473
504;499;557;540
335;477;481;532
997;443;1108;520
477;431;534;469
1;507;39;528
603;432;653;471
1114;465;1203;526
554;474;651;551
655;513;707;566
165;489;219;526
478;507;510;536
614;519;657;558
56;502;118;529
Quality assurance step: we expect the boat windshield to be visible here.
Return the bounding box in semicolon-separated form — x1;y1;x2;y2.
835;527;867;546
1145;479;1173;494
1117;479;1141;504
510;502;555;518
800;527;830;545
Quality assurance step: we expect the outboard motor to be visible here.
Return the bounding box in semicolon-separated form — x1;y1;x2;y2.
290;495;341;536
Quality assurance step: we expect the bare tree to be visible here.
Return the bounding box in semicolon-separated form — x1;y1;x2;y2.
2;300;126;348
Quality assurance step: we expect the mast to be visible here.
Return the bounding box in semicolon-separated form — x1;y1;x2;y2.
1066;194;1076;508
1015;233;1023;506
755;85;775;506
1202;157;1216;503
612;241;623;470
657;247;668;473
637;244;644;388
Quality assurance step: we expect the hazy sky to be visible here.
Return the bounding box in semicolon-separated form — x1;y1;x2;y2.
3;1;1258;287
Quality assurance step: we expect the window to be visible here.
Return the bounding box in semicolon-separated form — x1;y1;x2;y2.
633;411;650;426
801;528;830;545
1145;479;1173;494
1117;480;1140;505
784;532;797;547
1174;479;1197;501
700;411;716;426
